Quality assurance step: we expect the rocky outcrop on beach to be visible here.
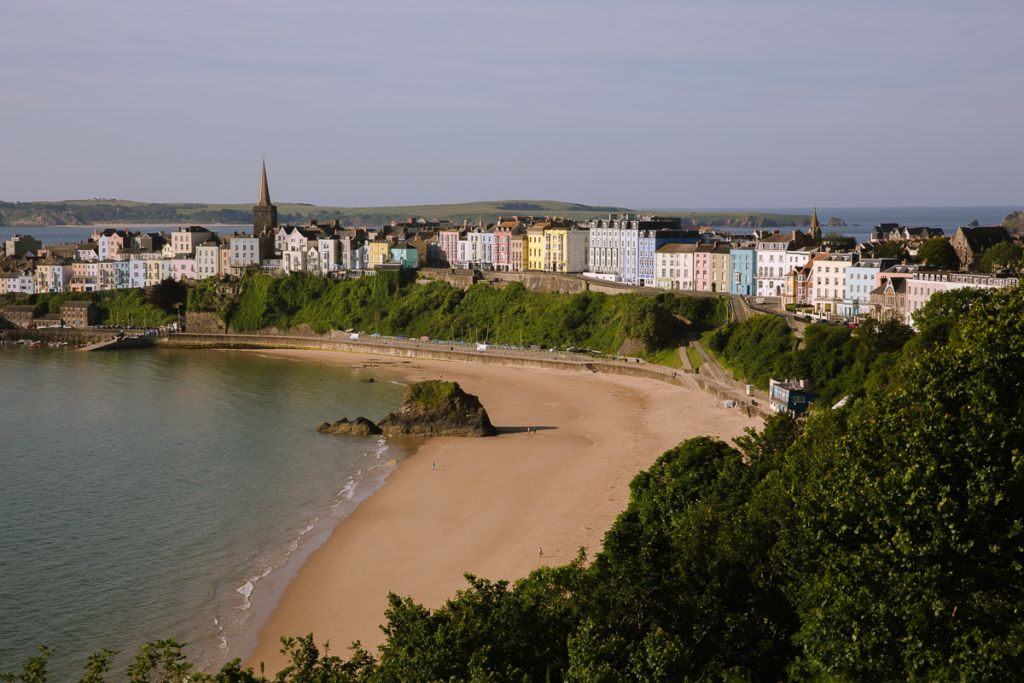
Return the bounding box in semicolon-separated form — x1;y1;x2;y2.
316;381;497;438
316;417;383;436
378;380;497;437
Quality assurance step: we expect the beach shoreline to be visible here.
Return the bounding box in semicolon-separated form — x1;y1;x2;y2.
239;348;760;674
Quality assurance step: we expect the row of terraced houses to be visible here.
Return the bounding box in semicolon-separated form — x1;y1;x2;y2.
3;166;1020;329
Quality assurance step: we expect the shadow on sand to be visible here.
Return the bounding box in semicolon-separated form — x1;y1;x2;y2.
496;425;558;435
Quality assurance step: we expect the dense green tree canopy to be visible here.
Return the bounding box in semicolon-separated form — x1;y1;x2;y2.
917;237;959;270
978;240;1023;274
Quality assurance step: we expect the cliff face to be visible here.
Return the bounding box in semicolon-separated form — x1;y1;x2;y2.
378;380;497;437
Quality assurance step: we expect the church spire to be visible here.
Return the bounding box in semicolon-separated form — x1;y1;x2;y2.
258;160;271;206
809;207;821;241
253;160;278;235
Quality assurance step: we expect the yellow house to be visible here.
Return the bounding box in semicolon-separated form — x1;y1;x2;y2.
709;245;732;294
526;225;547;271
368;239;392;269
543;226;589;273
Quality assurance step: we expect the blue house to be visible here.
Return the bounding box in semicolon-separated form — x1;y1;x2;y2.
730;247;756;296
389;245;419;269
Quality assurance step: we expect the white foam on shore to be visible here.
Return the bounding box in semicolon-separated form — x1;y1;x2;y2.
220;437;404;663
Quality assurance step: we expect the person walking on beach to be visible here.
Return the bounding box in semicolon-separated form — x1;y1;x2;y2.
538;547;543;558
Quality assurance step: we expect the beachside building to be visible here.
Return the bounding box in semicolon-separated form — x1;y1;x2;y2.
655;243;697;290
1;305;38;328
367;238;393;270
841;258;898;318
526;225;546;271
436;229;462;268
730;247;756;296
812;252;857;318
769;378;817;416
171;226;214;256
61;301;98;328
755;233;803;298
707;244;732;294
585;214;684;284
195;243;222;279
543;226;589;273
390;245;420;269
904;271;1019;326
870;276;909;322
636;229;699;287
509;231;526;272
34;262;72;293
229;234;265;273
95;230;133;260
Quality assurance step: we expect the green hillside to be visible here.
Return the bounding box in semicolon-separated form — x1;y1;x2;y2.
0;198;806;228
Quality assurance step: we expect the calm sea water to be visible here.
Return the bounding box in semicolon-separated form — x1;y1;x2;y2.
0;347;405;678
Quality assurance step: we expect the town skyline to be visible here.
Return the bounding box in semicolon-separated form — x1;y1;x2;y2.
3;1;1022;208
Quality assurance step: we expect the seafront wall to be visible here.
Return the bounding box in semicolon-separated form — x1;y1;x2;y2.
159;332;771;418
1;327;139;345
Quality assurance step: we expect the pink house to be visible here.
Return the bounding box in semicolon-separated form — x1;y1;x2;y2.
692;244;714;292
437;230;463;268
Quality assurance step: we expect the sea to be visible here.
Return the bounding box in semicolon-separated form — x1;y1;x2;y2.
0;347;405;679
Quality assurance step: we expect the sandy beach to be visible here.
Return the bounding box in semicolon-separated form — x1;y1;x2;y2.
243;349;759;673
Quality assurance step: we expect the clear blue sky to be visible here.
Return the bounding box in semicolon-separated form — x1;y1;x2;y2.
1;0;1021;208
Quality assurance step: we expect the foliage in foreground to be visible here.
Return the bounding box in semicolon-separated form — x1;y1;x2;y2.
209;271;726;354
8;285;1023;681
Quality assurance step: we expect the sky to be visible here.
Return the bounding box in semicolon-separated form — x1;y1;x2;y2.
1;0;1022;208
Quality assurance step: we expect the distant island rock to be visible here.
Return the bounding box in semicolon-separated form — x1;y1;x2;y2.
317;380;497;439
826;216;847;227
316;417;383;436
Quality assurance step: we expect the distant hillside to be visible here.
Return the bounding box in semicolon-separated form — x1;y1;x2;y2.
0;198;806;229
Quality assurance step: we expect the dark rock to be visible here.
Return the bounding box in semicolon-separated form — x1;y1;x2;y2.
377;380;497;437
316;417;383;436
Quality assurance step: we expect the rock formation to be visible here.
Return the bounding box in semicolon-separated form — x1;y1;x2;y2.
316;417;383;436
316;380;497;438
378;380;497;437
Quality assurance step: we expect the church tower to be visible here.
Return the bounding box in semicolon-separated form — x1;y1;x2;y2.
809;207;821;242
253;161;278;235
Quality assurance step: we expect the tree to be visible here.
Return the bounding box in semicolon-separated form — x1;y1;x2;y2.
870;240;907;260
978;241;1023;274
778;285;1024;679
146;278;187;313
916;237;959;270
